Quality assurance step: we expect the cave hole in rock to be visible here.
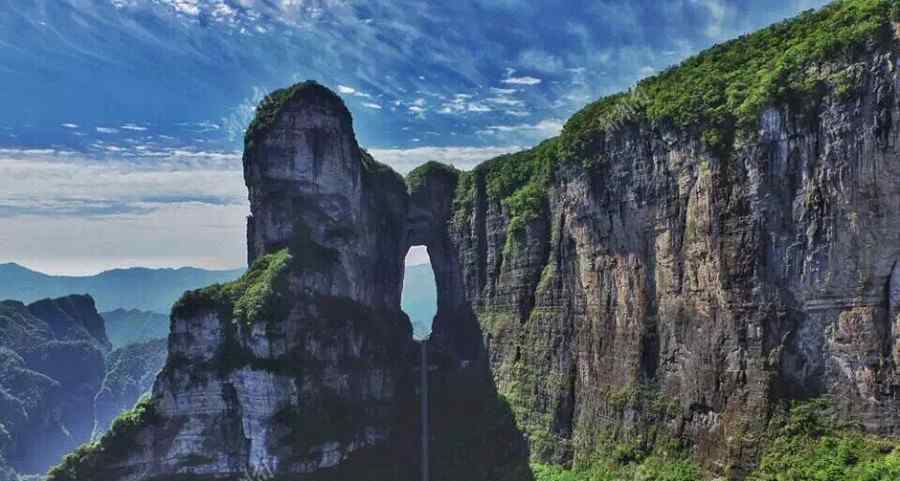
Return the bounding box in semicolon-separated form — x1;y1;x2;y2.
402;245;438;340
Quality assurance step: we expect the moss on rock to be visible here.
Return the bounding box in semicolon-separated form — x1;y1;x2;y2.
47;397;159;481
244;80;348;152
561;0;894;159
172;248;292;326
406;161;460;194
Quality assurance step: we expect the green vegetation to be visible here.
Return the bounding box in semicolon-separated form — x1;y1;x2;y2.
529;399;900;481
561;0;894;160
244;80;345;151
47;397;159;481
747;399;900;481
406;161;460;193
360;148;407;195
452;138;559;243
172;248;292;326
531;454;700;481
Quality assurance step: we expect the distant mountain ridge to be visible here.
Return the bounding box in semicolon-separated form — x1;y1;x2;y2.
0;263;245;314
100;309;170;349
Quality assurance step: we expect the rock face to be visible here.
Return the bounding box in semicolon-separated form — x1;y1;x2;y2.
0;295;109;476
47;4;900;480
415;11;900;480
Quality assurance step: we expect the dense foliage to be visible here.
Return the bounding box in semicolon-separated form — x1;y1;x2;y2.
529;399;900;481
561;0;895;159
47;397;159;481
406;161;460;193
747;400;900;481
171;248;292;326
453;138;559;237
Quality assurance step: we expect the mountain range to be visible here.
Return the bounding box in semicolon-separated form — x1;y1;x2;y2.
0;262;245;314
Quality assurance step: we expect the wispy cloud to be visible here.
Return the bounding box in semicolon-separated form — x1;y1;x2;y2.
0;148;244;218
0;148;248;274
502;76;542;86
367;145;522;173
479;118;563;138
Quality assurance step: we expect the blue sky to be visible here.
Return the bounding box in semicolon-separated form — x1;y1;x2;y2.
0;0;828;274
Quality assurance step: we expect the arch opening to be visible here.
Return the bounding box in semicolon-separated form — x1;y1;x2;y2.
402;245;437;340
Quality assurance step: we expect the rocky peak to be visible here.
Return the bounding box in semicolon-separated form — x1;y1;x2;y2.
26;294;111;353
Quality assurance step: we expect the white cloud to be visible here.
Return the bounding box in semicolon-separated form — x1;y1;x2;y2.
367;145;522;174
61;123;79;129
336;84;374;99
121;123;148;131
502;76;542;86
480;118;564;137
96;127;119;134
163;0;201;16
0;149;245;215
362;102;382;109
0;149;247;275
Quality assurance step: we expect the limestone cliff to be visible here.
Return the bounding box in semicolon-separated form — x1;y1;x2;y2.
412;1;900;477
47;2;900;480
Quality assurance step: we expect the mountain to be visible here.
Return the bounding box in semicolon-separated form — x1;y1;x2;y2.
0;296;170;481
401;263;437;339
48;2;900;481
0;263;430;347
0;296;108;478
0;263;244;314
100;309;170;349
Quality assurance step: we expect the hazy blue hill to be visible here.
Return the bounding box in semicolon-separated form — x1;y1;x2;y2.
100;309;170;349
0;263;245;314
1;261;438;340
401;263;437;339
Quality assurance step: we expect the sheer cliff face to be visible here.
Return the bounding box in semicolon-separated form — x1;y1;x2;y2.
432;46;900;472
46;84;418;481
244;85;408;311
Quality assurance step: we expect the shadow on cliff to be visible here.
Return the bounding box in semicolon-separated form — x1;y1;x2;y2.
425;309;536;481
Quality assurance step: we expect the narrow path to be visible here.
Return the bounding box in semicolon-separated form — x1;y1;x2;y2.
420;340;430;481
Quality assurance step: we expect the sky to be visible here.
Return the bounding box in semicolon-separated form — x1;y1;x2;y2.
0;0;830;275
